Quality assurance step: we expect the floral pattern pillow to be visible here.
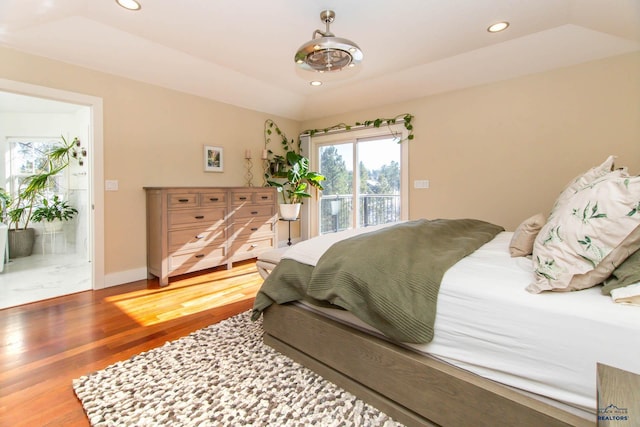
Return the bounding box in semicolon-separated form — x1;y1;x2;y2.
528;169;640;293
550;155;616;214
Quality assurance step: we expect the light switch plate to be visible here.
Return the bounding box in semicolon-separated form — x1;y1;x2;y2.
105;180;119;191
414;180;430;189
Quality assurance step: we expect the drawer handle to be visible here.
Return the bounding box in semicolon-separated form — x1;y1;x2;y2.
261;196;268;199
178;198;189;203
195;234;205;239
250;227;258;231
195;254;205;258
251;211;258;215
250;244;259;248
210;197;219;201
194;215;205;219
239;196;247;200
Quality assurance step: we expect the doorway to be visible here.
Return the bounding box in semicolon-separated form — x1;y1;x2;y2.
0;79;104;308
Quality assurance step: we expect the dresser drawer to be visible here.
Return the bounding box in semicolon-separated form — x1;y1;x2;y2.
168;208;226;228
169;246;227;273
168;228;226;252
168;193;198;208
232;204;275;219
253;190;276;204
200;191;226;206
231;217;274;239
230;191;253;205
229;236;275;259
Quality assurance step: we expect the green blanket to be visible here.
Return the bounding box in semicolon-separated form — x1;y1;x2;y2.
252;219;504;343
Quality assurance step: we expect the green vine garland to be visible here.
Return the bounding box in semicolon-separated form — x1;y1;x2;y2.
264;113;414;157
303;113;414;142
262;114;414;185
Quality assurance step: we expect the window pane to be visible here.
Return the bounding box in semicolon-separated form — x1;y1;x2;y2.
357;137;401;227
319;143;353;234
8;139;66;199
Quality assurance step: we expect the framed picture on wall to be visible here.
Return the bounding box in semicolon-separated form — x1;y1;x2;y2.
204;145;224;172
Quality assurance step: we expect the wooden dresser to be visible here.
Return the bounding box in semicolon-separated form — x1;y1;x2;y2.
144;186;277;286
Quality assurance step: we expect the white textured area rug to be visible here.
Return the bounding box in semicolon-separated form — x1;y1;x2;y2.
73;310;402;427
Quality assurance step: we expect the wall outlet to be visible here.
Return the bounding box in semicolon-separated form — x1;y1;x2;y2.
414;179;430;189
105;180;119;191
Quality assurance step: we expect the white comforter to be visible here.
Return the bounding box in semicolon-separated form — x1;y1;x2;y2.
280;228;640;418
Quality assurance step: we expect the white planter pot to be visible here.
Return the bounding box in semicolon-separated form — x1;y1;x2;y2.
279;203;301;220
44;219;64;232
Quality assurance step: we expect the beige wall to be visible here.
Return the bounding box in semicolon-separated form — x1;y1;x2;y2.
1;45;638;284
302;52;640;231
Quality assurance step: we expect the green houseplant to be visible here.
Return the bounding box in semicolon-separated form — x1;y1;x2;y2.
7;136;84;257
32;195;78;231
267;151;325;219
6;170;54;257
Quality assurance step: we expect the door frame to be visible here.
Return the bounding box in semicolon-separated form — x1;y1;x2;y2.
0;78;105;289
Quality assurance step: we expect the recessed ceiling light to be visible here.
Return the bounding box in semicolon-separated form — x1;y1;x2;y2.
310;81;322;87
487;21;509;33
116;0;141;11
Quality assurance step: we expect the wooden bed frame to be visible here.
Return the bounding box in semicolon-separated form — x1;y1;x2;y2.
263;303;594;427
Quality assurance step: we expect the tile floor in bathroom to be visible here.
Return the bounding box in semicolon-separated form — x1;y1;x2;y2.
0;253;91;309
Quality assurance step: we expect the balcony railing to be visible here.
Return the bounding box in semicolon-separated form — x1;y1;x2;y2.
319;194;401;234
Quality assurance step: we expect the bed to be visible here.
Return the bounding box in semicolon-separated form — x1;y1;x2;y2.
252;156;640;427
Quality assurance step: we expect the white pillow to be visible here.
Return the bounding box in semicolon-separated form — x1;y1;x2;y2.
528;169;640;293
611;283;640;306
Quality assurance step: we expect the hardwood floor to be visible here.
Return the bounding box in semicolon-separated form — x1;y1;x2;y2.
0;260;263;427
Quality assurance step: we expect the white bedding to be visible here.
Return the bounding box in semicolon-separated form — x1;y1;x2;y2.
279;228;640;418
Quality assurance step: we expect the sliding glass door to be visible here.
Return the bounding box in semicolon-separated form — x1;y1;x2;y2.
317;136;403;234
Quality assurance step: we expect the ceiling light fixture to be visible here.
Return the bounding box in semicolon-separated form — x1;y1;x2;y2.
310;81;322;86
295;10;363;73
116;0;141;11
487;21;509;33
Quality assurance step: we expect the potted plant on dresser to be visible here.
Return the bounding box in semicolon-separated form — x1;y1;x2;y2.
267;151;325;220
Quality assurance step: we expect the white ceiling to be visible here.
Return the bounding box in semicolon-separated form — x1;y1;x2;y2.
0;0;638;120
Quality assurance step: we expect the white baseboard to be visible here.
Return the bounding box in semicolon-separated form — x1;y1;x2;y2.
103;267;148;288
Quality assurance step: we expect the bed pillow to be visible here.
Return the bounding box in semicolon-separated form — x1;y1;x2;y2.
550;155;616;212
610;283;640;306
571;224;640;291
509;213;546;257
527;170;640;293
